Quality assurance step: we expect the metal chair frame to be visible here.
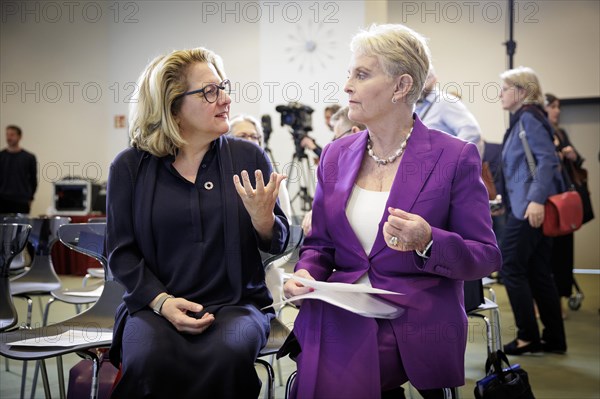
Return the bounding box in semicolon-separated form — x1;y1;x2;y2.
0;223;124;399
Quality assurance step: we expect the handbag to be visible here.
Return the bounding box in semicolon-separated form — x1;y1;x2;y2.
474;350;535;399
565;159;595;224
519;122;583;237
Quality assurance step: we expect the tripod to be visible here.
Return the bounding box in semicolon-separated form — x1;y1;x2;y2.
286;137;316;222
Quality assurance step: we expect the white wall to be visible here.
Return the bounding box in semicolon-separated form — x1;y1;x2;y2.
388;0;600;142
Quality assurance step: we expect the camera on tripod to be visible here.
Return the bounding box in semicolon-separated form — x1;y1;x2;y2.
275;102;314;133
275;102;314;158
275;102;316;214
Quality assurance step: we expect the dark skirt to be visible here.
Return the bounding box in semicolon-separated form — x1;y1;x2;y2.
110;304;271;399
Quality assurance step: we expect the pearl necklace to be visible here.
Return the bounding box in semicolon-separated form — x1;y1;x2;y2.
367;127;413;166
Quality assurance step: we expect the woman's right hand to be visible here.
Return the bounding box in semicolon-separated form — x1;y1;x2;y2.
283;269;315;299
161;297;215;335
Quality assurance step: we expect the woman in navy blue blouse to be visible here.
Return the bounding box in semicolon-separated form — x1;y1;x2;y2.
106;47;289;398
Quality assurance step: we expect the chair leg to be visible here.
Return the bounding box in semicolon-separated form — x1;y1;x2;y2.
26;297;33;328
491;308;502;352
39;359;52;399
255;358;274;399
90;356;100;399
268;353;284;387
20;360;28;399
43;297;55;326
57;356;66;399
284;370;296;399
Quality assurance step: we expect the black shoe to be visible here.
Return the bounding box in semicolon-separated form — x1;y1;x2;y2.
503;339;541;355
541;341;567;354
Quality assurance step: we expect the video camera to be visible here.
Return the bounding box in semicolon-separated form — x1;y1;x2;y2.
275;102;314;158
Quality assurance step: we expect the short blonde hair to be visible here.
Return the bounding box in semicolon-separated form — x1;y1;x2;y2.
350;24;431;104
228;114;264;147
129;47;226;157
500;66;544;106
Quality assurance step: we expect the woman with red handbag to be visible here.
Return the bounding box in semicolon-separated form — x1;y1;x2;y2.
499;67;567;356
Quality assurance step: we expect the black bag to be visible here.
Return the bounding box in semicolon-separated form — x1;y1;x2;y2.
566;160;594;224
474;350;535;399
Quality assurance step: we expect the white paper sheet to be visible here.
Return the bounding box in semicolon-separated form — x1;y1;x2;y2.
265;273;405;319
9;329;113;347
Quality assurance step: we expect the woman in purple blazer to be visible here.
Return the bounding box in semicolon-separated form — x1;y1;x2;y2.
283;24;501;399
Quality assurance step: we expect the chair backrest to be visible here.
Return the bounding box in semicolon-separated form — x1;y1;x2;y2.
58;223;110;280
261;225;304;266
0;224;32;278
464;279;485;313
29;216;71;256
0;223;32;331
262;225;304;311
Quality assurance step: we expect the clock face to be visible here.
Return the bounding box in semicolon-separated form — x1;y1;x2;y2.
285;20;338;74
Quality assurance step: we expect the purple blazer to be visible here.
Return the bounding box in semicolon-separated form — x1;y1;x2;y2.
292;115;502;397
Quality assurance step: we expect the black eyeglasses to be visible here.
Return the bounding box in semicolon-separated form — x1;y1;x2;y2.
179;79;231;103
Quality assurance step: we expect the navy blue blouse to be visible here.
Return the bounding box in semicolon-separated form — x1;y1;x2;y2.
153;145;231;305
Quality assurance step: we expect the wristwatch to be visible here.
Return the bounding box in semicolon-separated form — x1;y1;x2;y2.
152;293;174;316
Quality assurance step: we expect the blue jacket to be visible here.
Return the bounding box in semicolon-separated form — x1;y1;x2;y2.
501;106;565;219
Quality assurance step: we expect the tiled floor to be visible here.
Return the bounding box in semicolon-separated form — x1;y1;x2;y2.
1;271;599;399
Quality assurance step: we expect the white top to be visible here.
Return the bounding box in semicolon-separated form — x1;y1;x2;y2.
346;184;390;255
345;184;390;286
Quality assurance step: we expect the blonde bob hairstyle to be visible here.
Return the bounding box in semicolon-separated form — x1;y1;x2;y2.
500;66;544;106
129;47;226;157
228;114;264;147
350;24;431;105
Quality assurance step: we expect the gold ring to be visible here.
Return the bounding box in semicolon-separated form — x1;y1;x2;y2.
389;236;399;247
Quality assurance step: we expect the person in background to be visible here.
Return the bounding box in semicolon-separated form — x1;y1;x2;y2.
415;67;484;156
106;47;289;398
284;24;501;399
301;106;365;236
545;93;591;318
0;125;37;214
299;104;342;158
228;114;293;222
499;67;567;355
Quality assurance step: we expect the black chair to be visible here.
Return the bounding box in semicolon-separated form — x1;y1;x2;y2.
0;223;125;399
256;225;304;399
0;223;32;332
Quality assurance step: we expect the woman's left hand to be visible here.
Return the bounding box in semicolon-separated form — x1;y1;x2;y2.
561;145;577;161
233;170;286;238
383;207;432;252
524;201;545;228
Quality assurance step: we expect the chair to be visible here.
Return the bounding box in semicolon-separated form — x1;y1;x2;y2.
256;225;304;399
0;223;32;332
0;223;125;399
465;279;502;356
